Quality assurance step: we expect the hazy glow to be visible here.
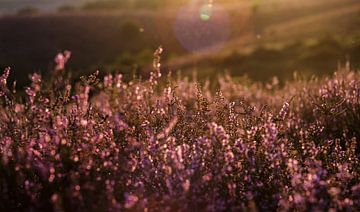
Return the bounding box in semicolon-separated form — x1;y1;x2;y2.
174;2;230;53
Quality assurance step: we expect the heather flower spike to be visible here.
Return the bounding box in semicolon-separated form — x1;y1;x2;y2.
0;67;11;97
149;46;163;88
54;50;71;71
0;67;10;85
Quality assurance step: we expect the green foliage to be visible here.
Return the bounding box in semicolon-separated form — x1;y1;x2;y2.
57;5;76;13
83;0;131;10
109;49;153;80
120;21;141;40
82;0;167;10
17;6;39;15
251;0;261;13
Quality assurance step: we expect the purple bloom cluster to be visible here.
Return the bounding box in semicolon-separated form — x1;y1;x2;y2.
0;49;359;211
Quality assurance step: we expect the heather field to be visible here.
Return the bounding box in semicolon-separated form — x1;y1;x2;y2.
0;49;359;211
1;0;360;211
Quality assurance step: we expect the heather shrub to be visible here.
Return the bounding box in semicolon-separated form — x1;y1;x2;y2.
0;48;359;211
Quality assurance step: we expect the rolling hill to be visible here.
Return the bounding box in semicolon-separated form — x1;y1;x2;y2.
0;0;359;84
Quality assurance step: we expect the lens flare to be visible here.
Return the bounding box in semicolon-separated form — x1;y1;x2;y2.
174;3;230;53
200;4;213;21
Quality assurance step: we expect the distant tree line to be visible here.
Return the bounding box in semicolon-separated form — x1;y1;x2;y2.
82;0;185;10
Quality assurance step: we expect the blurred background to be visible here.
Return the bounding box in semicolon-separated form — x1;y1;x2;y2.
0;0;359;85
